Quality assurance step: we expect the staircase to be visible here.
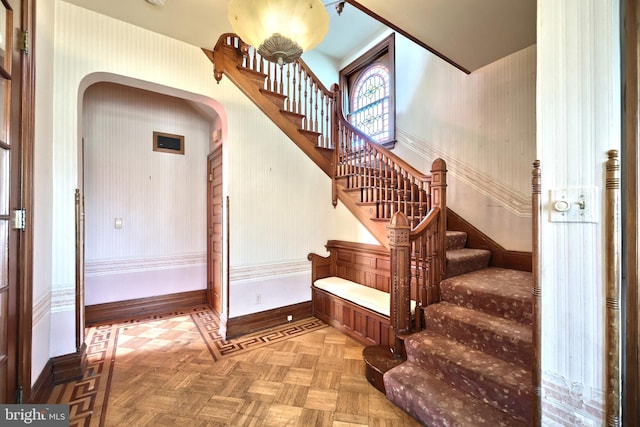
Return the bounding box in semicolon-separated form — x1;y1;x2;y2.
205;33;534;427
384;230;533;426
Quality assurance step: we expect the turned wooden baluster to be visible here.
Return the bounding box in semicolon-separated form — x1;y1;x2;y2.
605;150;621;427
531;160;542;426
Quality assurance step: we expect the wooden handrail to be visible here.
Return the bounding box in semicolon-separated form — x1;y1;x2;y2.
209;34;337;151
334;96;431;182
410;207;440;236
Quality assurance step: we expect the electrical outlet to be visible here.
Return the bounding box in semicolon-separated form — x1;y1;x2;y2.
287;315;292;322
255;293;261;304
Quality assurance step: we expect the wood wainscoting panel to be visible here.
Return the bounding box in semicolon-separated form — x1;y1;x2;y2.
312;287;392;348
224;301;313;339
85;290;207;326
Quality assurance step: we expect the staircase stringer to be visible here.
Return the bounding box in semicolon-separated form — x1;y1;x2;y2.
203;46;333;176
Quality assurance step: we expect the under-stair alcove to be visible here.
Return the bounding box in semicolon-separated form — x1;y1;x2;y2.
79;76;223;325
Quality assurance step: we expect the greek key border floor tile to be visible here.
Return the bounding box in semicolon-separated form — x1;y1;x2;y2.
47;307;330;427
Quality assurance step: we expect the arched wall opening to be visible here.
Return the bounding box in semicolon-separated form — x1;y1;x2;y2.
76;72;228;328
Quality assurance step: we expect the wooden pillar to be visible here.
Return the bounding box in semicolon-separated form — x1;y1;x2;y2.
331;84;340;207
430;159;447;296
388;211;411;357
531;160;542;426
605;150;621;426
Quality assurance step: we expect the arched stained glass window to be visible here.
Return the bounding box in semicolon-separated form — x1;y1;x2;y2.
349;65;390;142
340;34;395;147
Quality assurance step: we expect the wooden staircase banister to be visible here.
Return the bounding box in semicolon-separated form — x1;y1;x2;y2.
410;206;440;236
207;33;447;346
334;100;431;183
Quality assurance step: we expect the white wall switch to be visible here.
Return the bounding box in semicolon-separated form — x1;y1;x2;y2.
549;187;597;223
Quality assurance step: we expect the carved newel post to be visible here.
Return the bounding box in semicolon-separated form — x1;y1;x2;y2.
388;211;411;358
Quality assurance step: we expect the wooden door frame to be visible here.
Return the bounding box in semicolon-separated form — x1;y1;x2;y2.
623;0;639;424
206;143;224;316
15;0;34;403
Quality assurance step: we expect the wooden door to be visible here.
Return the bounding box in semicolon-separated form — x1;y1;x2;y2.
207;145;223;314
0;0;29;403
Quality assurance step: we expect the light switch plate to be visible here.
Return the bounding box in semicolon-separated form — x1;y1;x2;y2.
549;187;598;223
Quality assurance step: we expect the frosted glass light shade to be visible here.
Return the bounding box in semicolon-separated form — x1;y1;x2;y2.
228;0;329;65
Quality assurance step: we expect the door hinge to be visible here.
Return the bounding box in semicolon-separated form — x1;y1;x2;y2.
12;208;26;231
16;385;23;404
19;31;28;53
209;173;214;182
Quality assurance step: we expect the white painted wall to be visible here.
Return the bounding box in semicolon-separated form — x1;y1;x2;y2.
393;41;536;252
32;0;55;386
82;83;211;305
318;30;537;252
538;0;620;424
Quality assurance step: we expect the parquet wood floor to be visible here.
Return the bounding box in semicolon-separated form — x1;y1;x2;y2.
47;307;420;426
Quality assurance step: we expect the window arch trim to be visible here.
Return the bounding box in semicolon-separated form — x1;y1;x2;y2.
340;33;396;148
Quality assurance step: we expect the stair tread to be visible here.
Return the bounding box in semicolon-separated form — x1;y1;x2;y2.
424;302;532;367
384;362;528;427
441;267;533;309
404;330;531;420
425;302;532;344
405;330;531;391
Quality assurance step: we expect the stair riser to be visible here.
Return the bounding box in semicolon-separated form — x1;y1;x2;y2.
447;255;491;278
405;336;531;421
384;363;528;427
446;231;468;250
424;310;532;369
440;289;532;325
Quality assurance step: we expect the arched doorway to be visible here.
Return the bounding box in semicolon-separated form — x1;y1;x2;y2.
76;73;228;342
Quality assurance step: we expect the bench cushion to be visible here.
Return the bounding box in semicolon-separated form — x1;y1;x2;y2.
314;276;416;317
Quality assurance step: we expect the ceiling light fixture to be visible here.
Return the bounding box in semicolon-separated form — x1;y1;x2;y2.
228;0;330;65
145;0;165;6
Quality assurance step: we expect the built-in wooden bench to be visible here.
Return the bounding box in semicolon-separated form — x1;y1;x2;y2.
308;240;415;347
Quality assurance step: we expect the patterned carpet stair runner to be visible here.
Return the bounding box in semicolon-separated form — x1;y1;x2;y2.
384;230;533;426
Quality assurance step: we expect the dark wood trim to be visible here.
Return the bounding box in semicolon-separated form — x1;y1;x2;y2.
17;0;35;403
623;0;639;424
51;343;87;385
224;301;312;340
446;208;532;272
345;0;471;75
27;359;53;404
85;290;207;326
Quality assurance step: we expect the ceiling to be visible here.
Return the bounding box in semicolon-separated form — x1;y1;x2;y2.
61;0;536;73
